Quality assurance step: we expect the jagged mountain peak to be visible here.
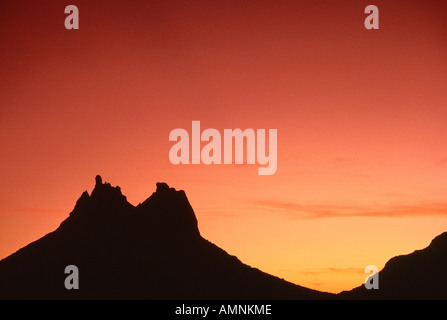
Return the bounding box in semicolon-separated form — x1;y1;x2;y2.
137;181;200;238
67;175;131;221
63;176;200;239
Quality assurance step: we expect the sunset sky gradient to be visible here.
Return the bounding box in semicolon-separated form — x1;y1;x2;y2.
1;0;447;293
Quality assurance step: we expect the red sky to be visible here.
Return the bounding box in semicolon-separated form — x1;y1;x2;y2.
1;0;447;293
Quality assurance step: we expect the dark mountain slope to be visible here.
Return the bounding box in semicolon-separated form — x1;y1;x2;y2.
340;232;447;299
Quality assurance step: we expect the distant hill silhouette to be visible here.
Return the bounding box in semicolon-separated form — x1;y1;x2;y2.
0;176;331;299
340;231;447;300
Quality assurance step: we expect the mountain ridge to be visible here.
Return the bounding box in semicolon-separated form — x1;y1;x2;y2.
0;175;446;299
0;175;330;299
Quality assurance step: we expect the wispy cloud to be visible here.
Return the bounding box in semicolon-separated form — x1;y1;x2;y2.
252;200;447;219
297;267;364;276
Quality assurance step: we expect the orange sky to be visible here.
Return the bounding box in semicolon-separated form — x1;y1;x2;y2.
1;0;447;293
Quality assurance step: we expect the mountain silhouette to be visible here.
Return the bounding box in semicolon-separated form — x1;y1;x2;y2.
1;176;446;300
340;231;447;300
0;176;331;299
